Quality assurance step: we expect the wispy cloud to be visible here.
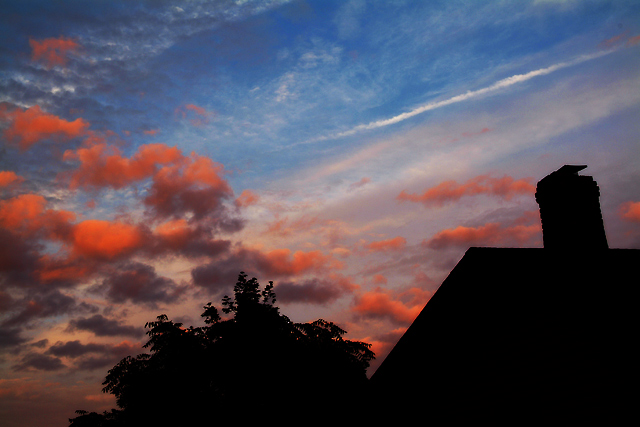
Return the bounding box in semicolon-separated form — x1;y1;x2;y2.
300;50;614;145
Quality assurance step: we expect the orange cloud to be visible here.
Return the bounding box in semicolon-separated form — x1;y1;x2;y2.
145;153;233;219
64;140;235;220
258;248;342;276
427;223;500;248
143;129;160;136
619;201;640;222
235;189;259;208
70;220;145;260
352;288;423;325
29;36;80;68
0;194;47;229
154;218;190;238
425;220;541;249
181;155;228;188
366;236;407;252
0;194;76;239
64;142;183;189
153;218;193;250
398;174;535;206
0;104;89;150
628;35;640;46
0;171;24;187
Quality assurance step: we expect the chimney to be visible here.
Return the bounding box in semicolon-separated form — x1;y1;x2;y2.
535;165;608;250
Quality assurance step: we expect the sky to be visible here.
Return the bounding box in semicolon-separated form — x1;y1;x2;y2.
1;0;640;425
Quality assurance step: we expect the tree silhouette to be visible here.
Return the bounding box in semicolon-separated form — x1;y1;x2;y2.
70;272;374;425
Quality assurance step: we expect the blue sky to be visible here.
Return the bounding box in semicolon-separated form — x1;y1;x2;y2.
1;1;640;425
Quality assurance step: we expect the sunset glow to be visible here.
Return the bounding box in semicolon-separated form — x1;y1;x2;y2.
1;1;639;426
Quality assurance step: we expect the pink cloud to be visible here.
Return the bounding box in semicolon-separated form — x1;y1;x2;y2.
461;127;491;138
424;212;542;249
398;174;535;206
349;177;371;190
175;103;215;126
627;34;640;46
235;189;260;208
598;32;627;49
366;236;407;252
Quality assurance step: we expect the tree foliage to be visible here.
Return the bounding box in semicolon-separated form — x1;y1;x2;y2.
70;272;375;425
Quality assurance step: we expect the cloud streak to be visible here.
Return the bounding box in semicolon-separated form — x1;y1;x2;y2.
303;50;614;144
398;175;536;206
424;212;542;250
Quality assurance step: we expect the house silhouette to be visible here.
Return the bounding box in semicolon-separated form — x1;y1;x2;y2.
368;165;638;423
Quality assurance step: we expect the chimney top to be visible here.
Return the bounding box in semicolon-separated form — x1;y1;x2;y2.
535;165;608;250
536;164;588;187
554;164;587;175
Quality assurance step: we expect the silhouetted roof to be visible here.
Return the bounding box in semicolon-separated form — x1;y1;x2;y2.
369;247;639;422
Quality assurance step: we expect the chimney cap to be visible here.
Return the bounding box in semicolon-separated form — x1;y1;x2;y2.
537;164;589;189
555;164;588;175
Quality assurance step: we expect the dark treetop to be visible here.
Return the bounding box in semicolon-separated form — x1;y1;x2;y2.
69;272;374;426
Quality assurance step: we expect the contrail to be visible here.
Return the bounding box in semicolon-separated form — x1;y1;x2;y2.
295;49;613;146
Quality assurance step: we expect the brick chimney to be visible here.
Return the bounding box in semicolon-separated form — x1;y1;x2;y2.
535;165;608;250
